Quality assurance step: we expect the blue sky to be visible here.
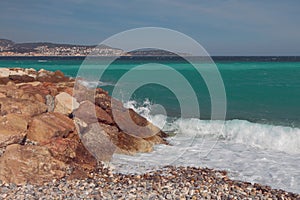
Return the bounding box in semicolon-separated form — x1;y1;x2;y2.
0;0;299;55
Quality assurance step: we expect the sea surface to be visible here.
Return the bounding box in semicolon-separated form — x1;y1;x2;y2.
0;56;299;193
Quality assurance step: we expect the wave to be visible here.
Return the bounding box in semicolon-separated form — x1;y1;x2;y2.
77;79;114;88
172;118;300;154
125;99;300;155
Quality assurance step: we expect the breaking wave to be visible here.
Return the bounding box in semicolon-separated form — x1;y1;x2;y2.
125;99;300;155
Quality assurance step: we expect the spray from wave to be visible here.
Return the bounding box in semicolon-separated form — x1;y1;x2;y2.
77;79;114;88
124;99;300;155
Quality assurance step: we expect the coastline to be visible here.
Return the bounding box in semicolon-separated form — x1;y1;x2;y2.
1;165;299;199
0;67;298;198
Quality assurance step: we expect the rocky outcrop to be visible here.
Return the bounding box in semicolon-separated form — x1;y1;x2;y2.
0;67;168;185
0;68;71;85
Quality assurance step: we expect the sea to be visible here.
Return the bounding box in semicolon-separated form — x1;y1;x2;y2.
0;56;299;193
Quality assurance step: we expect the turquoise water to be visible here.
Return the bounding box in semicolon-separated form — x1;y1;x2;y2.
0;58;299;127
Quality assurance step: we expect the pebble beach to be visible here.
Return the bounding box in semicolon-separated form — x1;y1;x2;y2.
1;164;299;199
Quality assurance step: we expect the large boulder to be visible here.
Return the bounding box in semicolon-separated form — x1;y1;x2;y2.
42;135;97;171
0;82;18;97
27;112;75;143
0;98;47;116
79;123;117;162
54;92;80;115
37;69;70;83
0;68;37;84
112;107;167;139
75;120;164;160
0;114;28;148
0;144;67;185
8;75;35;83
73;100;113;125
101;123;154;155
0;68;36;79
17;83;52;103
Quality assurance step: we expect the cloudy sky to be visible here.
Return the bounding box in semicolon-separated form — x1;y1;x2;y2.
0;0;299;55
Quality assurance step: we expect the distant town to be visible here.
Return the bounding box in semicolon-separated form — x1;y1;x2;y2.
0;39;126;56
0;39;184;57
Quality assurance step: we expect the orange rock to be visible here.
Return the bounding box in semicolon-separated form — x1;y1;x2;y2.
73;100;113;125
43;133;97;171
0;97;47;116
63;87;74;96
37;69;70;83
79;123;117;161
0;144;66;185
54;92;80;115
76;120;164;160
112;108;166;139
0;128;25;148
4;113;29;132
43;137;77;162
27;112;75;143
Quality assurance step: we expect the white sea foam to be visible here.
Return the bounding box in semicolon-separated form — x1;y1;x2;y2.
111;99;300;193
125;99;300;154
78;79;114;88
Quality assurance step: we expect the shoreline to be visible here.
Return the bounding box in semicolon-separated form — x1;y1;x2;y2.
1;55;300;62
1;165;299;199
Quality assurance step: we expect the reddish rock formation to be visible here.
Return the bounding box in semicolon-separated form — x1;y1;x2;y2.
0;67;168;185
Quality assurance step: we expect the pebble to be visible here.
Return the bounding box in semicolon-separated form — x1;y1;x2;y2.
0;165;298;199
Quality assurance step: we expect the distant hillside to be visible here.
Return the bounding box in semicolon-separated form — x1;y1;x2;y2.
128;48;191;56
0;39;123;56
0;39;118;52
0;39;189;56
0;39;15;47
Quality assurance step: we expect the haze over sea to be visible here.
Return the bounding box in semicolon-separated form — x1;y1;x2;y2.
0;56;299;193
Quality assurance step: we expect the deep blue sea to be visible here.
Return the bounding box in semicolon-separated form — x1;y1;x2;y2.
0;56;299;193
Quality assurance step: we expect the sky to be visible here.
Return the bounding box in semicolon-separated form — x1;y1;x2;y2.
0;0;299;56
